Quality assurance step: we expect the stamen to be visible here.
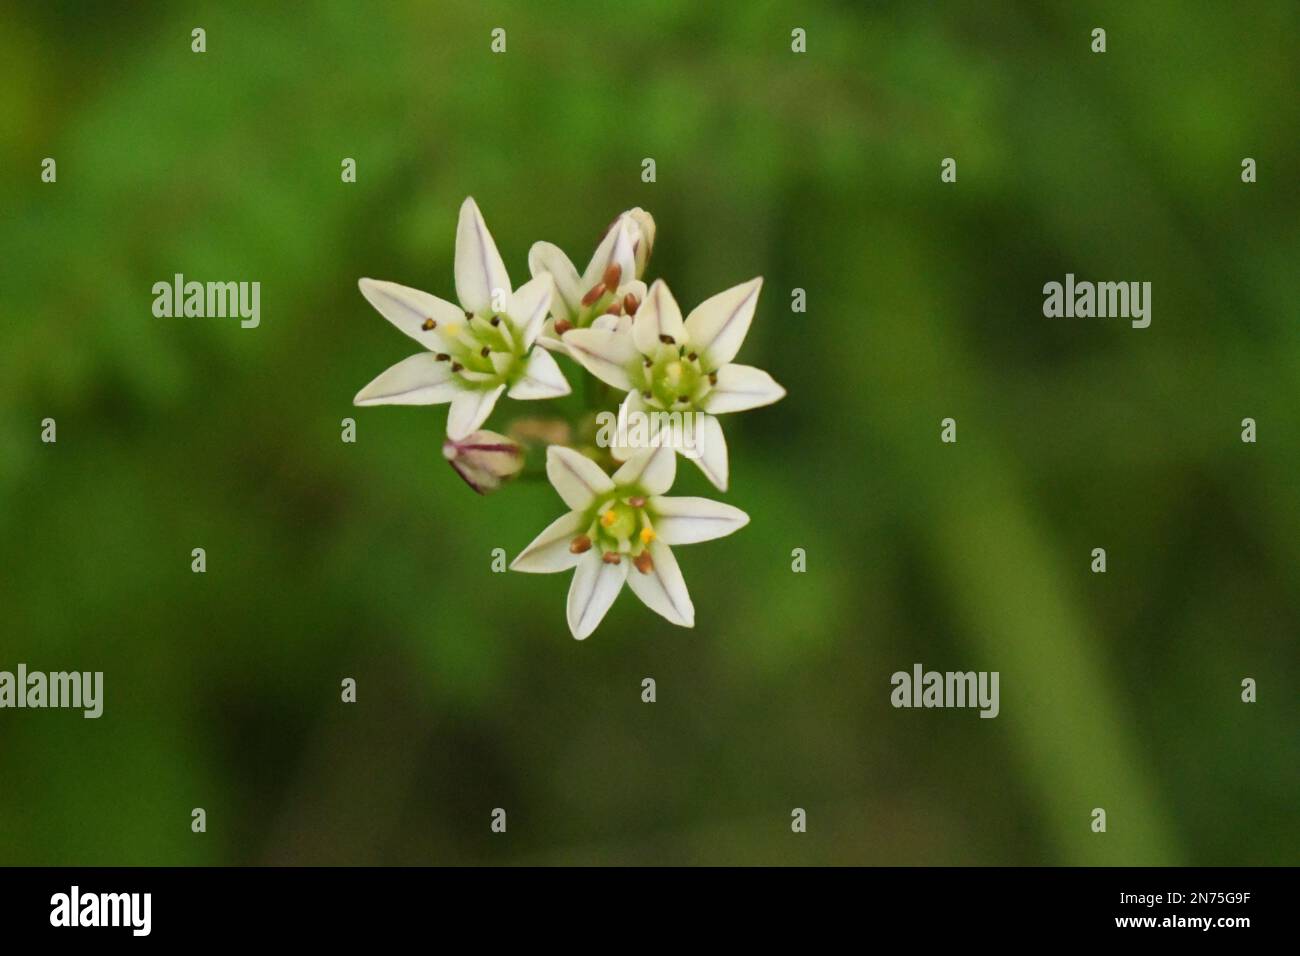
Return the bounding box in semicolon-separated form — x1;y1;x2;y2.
708;372;718;385
451;362;463;372
639;526;655;543
628;496;646;508
569;535;592;554
490;316;501;326
687;352;697;362
480;346;491;358
633;551;654;574
601;551;622;565
599;510;617;528
602;263;622;289
658;334;675;345
422;318;437;331
554;319;574;335
642;391;652;400
463;310;473;320
436;353;450;362
604;302;623;315
581;283;606;307
676;395;689;403
643;358;652;368
623;294;639;315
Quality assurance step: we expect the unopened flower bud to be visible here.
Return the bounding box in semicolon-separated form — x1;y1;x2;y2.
626;208;655;278
442;430;524;495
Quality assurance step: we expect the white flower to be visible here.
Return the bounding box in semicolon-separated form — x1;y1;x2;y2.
511;444;748;640
354;197;571;440
527;208;656;355
562;277;785;491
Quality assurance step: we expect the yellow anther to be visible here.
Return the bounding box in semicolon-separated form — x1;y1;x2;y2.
600;510;617;528
639;527;656;544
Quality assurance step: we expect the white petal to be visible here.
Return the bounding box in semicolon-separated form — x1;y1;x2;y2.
509;273;554;349
632;279;685;355
683;277;763;371
454;197;511;315
691;412;729;491
648;495;749;545
625;540;694;627
567;551;628;640
536;328;570;356
581;217;637;292
508;347;571;400
546;446;616;511
609;390;650;462
353;353;457;406
699;363;786;414
528;241;582;321
563;325;639;391
611;444;676;496
357;279;459;350
446;384;505;440
510;510;587;574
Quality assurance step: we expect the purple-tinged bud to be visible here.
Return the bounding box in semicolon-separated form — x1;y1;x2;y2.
442;430;525;495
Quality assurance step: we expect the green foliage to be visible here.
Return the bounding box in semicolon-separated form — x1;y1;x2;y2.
1;0;1296;864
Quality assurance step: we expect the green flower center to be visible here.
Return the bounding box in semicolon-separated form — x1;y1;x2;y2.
435;312;524;386
635;343;713;411
583;494;656;557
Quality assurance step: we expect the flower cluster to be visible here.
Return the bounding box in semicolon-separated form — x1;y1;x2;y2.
354;198;785;639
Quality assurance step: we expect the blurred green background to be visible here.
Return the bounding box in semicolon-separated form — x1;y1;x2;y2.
2;0;1297;865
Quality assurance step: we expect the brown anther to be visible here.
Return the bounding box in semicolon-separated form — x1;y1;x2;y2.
633;551;654;574
436;353;451;362
604;301;623;315
677;395;689;403
623;294;639;315
687;352;697;362
627;495;646;508
480;346;491;358
643;358;653;368
601;551;622;565
490;316;501;326
658;334;675;345
554;319;574;335
602;263;622;289
451;362;463;372
642;391;652;400
421;318;436;331
463;310;474;320
708;372;718;385
581;283;606;307
569;535;592;554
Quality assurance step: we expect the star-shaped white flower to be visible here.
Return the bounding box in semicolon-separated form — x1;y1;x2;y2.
527;208;655;355
354;197;571;440
511;444;748;640
562;277;785;491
